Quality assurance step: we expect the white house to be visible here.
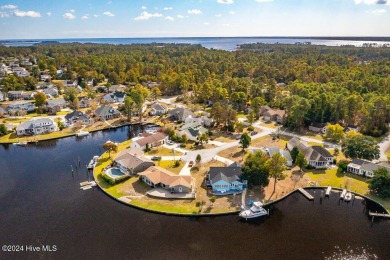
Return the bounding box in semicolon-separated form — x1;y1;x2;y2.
16;118;58;136
347;159;390;178
103;92;126;103
267;147;293;167
184;115;213;127
7;101;35;112
131;132;168;150
149;103;168;116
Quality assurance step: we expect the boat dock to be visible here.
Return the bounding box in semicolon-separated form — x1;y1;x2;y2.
340;189;347;200
325;186;332;196
298;188;314;200
80;181;97;191
369;211;390;219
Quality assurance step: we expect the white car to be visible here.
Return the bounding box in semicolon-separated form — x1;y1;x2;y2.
167;140;173;145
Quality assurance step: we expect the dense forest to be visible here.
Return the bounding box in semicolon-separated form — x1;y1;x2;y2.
1;42;390;136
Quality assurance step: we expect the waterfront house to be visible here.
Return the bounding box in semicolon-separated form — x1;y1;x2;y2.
178;122;208;142
347;159;390;178
207;164;247;195
16;118;58;136
309;122;328;134
138;166;193;193
103;92;126;103
131;132;168;150
287;137;333;169
94;105;120;121
114;148;154;174
65;110;92;126
149;103;168;116
167;107;196;121
7;100;35;112
46;98;66;114
267;147;293;167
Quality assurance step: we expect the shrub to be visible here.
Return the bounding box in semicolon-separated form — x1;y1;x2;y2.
173;160;180;167
180;143;186;148
247;125;254;131
191;166;199;172
306;164;315;170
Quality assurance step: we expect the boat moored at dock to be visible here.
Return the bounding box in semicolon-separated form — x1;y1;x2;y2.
239;201;269;219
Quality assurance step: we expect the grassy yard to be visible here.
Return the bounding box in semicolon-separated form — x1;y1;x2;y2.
0;128;77;143
251;134;291;149
304;168;390;210
260;121;281;129
145;146;183;156
217;145;249;163
156;160;185;174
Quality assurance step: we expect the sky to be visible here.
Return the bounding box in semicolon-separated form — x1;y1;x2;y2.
0;0;389;39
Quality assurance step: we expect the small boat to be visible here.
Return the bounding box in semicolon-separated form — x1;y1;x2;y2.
87;155;99;169
76;131;90;137
239;201;269;219
14;141;28;146
325;186;332;196
344;191;353;202
340;189;347;199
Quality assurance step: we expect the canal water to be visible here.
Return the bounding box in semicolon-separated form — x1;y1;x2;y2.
0;126;389;260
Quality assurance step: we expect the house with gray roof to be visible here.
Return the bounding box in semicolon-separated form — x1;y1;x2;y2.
0;91;5;101
184;115;213;127
207;165;247;195
41;87;58;97
178;122;208;142
7;100;35;112
309;122;328;134
94;105;120;121
267;147;293;167
7;91;24;100
103;92;126;103
287;137;333;169
16;118;58;136
130;132;168;150
114;148;154;174
46;98;66;114
167;107;196;121
347;159;390;178
149;103;168;116
65;110;92;126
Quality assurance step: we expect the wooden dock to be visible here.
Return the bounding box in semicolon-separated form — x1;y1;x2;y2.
298;188;314;200
325;186;332;196
369;211;390;218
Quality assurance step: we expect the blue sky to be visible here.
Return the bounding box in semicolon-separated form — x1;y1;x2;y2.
0;0;389;39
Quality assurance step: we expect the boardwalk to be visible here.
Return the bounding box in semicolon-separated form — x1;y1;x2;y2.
369;211;390;218
298;188;314;200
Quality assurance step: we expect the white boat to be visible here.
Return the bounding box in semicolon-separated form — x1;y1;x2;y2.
14;141;28;146
239;201;269;219
87;155;99;169
76;131;90;137
340;189;347;199
344;191;353;202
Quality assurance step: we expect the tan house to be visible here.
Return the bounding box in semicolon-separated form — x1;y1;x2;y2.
114;148;154;174
138;166;193;193
131;132;168;150
261;106;286;124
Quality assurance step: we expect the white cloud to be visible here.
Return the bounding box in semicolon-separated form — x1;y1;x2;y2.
14;10;41;18
47;12;51;17
81;15;89;20
367;9;387;14
134;11;163;20
1;4;17;9
165;16;175;21
217;0;234;4
94;14;99;17
255;0;274;2
70;9;75;13
141;6;147;10
164;7;173;10
177;14;185;18
63;12;76;19
215;14;222;17
188;9;202;14
229;11;235;14
0;12;10;18
204;22;209;25
103;11;115;16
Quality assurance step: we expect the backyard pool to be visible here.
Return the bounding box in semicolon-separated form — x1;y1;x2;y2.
105;167;126;179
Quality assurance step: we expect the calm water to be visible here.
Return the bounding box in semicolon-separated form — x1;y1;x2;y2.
2;37;390;51
0;126;389;260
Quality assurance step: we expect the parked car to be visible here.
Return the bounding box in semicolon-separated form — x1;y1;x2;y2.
251;131;258;136
151;156;162;161
188;161;194;167
167;140;174;145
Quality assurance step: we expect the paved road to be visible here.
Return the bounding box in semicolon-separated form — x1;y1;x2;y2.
378;136;390;162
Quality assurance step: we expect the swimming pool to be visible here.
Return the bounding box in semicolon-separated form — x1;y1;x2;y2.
105;167;126;179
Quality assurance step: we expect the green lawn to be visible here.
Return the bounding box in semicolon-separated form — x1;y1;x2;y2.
156;160;185;174
145;146;183;156
305;168;390;210
130;199;198;214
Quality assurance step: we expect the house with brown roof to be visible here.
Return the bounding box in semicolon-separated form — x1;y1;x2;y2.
130;132;168;150
114;148;154;174
138;166;193;194
260;106;286;123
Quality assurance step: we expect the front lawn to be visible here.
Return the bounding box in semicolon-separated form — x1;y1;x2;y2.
156;160;185;174
145;146;183;156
